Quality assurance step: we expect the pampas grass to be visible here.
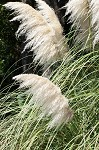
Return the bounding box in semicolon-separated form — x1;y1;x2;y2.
0;0;99;149
13;74;73;128
4;1;68;69
65;0;99;46
65;0;90;42
35;0;62;34
0;45;99;149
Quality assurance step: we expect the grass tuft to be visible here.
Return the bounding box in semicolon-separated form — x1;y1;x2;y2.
0;41;99;150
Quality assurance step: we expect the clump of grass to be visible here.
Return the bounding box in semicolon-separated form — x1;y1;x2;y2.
0;42;99;149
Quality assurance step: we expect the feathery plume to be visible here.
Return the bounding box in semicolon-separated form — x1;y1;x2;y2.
90;0;99;47
13;74;73;128
65;0;90;43
35;0;62;35
4;1;68;69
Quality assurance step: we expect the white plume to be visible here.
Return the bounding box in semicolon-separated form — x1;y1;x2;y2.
65;0;90;43
90;0;99;47
13;74;73;128
4;1;68;69
65;0;99;46
35;0;62;36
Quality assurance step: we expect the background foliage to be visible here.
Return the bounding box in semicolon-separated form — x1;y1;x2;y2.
0;4;22;89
